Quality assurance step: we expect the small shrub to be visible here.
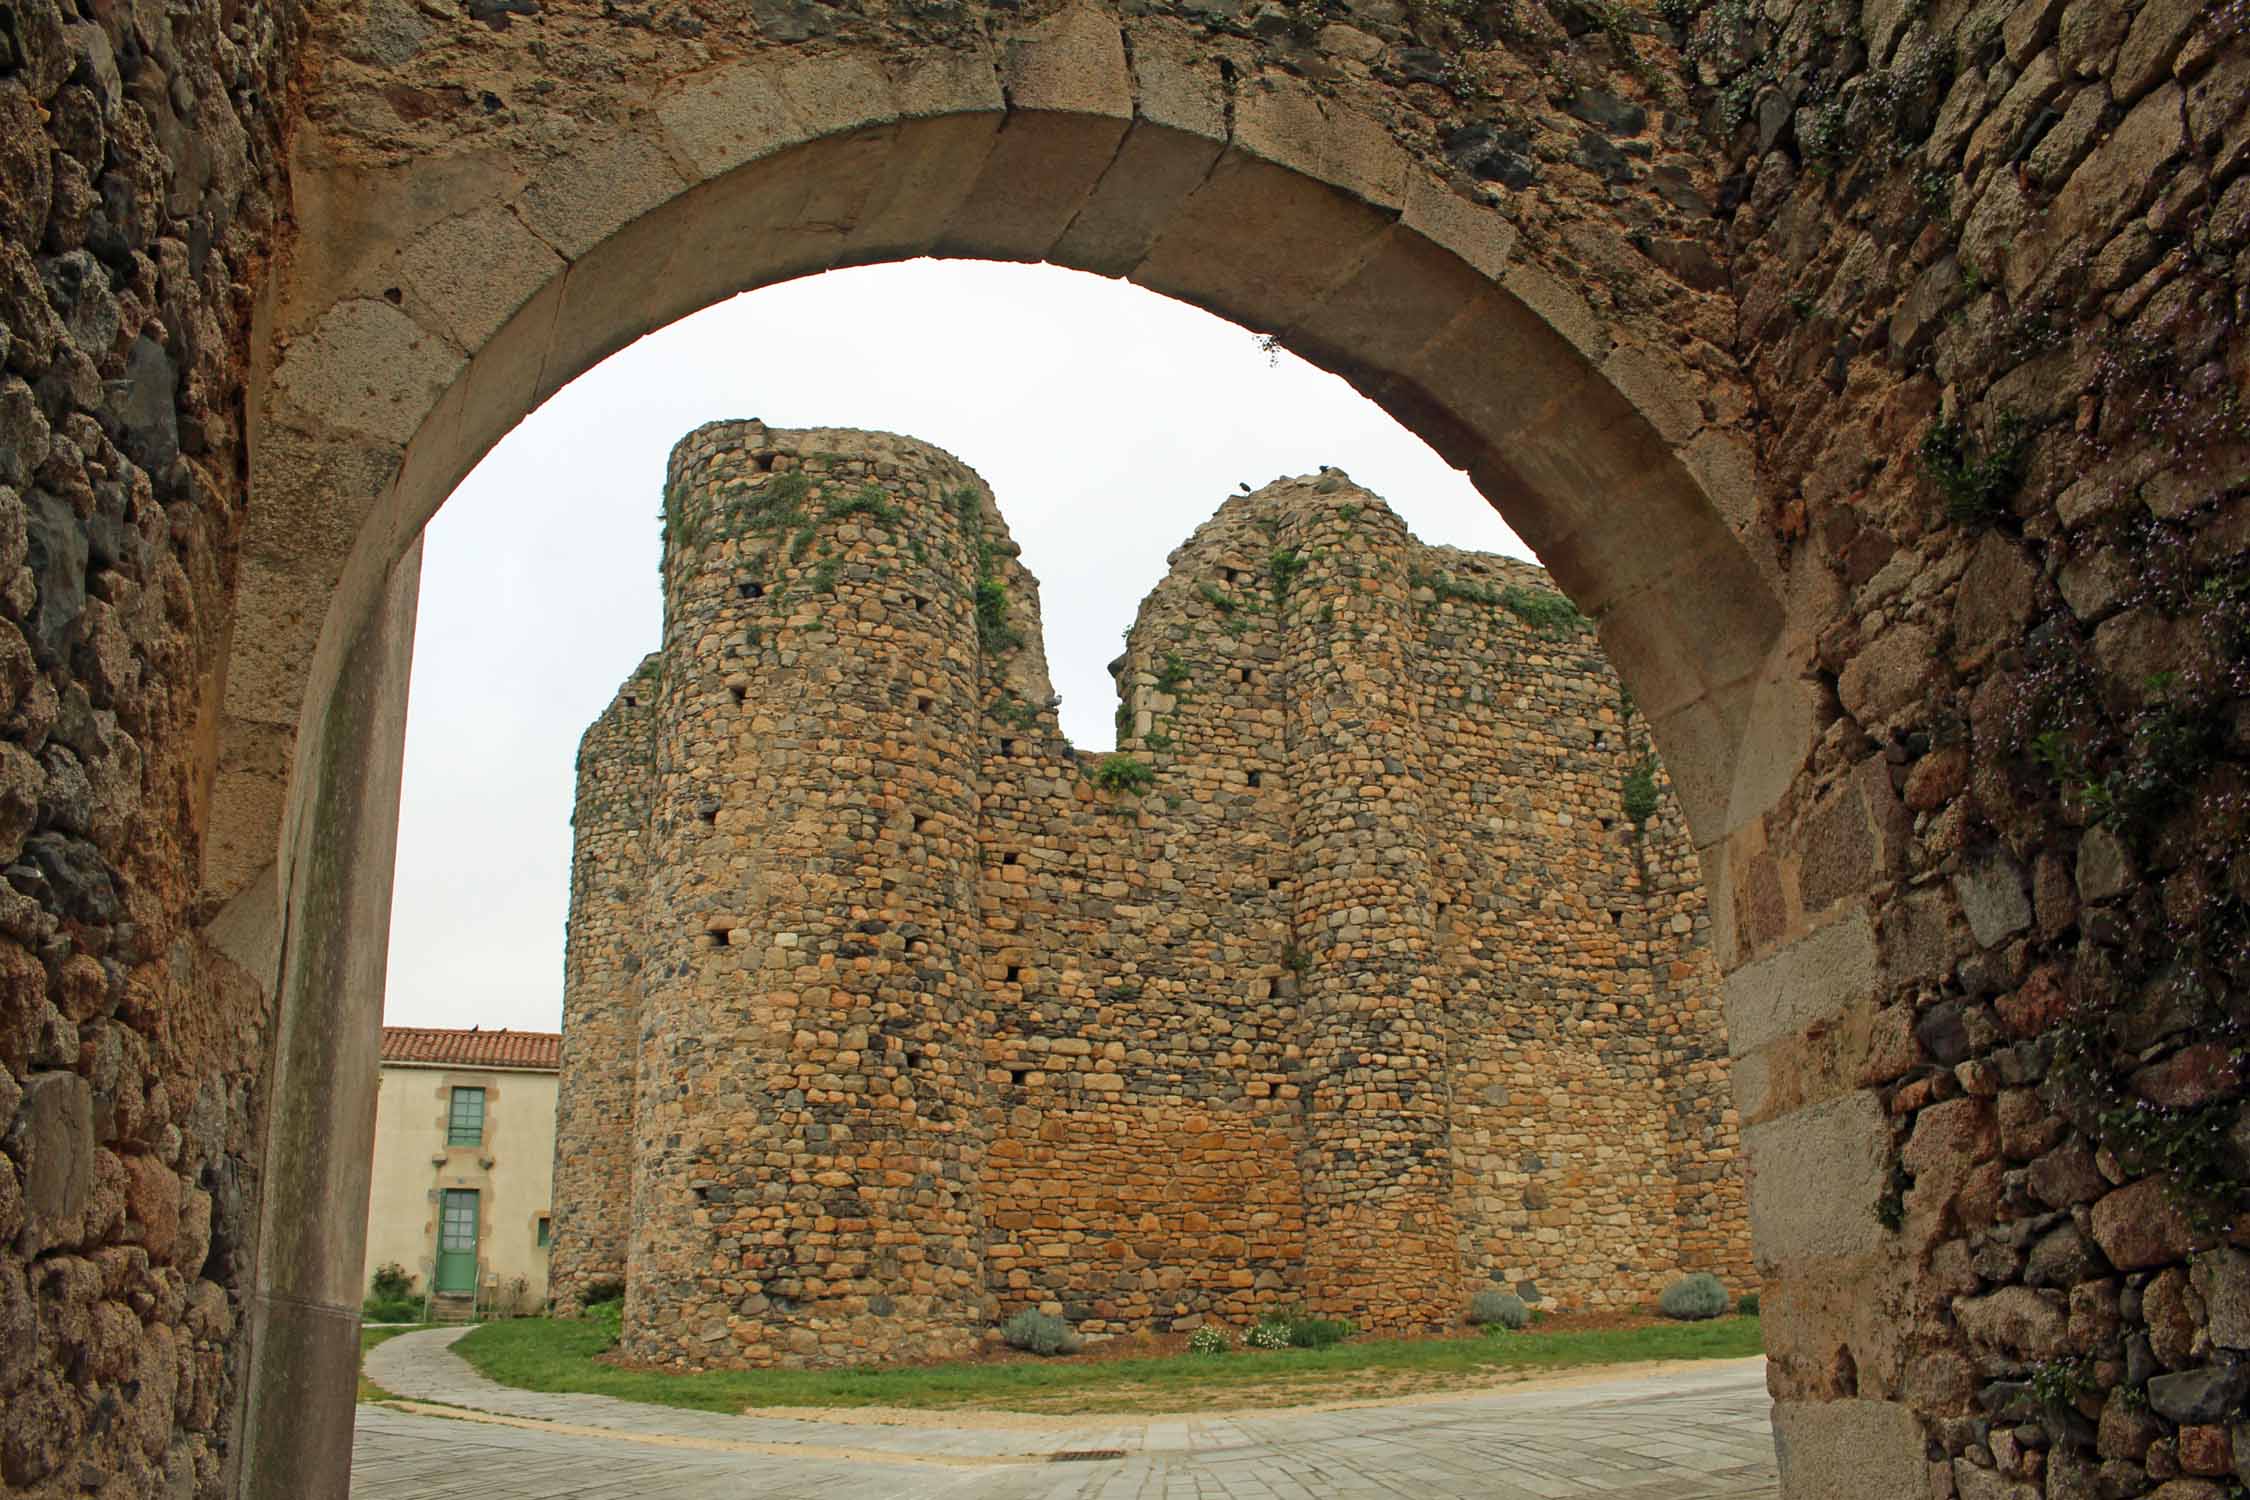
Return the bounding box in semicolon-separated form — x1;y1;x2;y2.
586;1297;624;1349
1188;1325;1230;1357
1621;754;1660;824
1269;548;1307;600
1920;412;2030;526
822;485;901;524
1260;1304;1354;1348
1658;1272;1729;1321
363;1262;419;1322
1736;1292;1760;1317
1498;584;1586;637
1287;1315;1353;1348
1468;1289;1530;1329
1002;1309;1082;1356
1094;755;1155;796
1245;1320;1293;1350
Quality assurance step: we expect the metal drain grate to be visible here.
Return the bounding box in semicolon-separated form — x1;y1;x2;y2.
1048;1450;1127;1463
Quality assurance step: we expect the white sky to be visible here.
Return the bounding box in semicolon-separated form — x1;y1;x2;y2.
381;259;1530;1033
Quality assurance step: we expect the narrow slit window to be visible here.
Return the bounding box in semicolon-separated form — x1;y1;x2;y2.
536;1216;551;1248
1000;738;1016;756
447;1087;485;1147
1003;852;1019;866
1010;1068;1029;1087
1247;770;1263;788
1005;965;1022;984
739;580;765;600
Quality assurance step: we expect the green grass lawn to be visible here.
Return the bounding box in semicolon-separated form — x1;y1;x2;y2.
359;1324;435;1402
452;1315;1763;1415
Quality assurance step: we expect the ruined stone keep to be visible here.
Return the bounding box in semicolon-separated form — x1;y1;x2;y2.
5;0;2248;1488
548;420;1747;1365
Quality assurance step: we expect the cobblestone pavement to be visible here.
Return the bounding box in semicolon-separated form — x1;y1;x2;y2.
354;1329;1780;1499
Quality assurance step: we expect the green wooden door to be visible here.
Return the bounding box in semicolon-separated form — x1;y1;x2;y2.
435;1189;479;1292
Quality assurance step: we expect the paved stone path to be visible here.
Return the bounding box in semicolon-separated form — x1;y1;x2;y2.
355;1329;1780;1499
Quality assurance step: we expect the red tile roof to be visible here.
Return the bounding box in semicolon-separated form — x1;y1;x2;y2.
380;1026;561;1072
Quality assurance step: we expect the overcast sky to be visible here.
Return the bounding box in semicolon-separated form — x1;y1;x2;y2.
381;259;1530;1034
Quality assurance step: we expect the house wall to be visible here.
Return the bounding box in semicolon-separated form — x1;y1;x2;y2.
361;1064;558;1311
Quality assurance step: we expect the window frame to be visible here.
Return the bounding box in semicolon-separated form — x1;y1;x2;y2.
446;1086;486;1147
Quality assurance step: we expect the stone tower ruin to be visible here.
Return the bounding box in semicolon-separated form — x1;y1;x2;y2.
550;420;1749;1367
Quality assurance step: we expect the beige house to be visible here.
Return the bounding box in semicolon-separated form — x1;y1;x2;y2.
362;1027;561;1315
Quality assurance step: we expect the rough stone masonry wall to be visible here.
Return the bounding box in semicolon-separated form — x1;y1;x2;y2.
0;0;297;1491
1408;545;1732;1304
546;655;654;1312
555;425;1747;1358
620;422;997;1367
1689;0;2250;1496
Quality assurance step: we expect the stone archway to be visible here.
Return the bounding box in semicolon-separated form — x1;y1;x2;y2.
7;0;2235;1493
216;21;1824;1492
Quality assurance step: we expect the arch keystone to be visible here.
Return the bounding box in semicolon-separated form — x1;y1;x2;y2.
1005;5;1132;118
1122;25;1232;141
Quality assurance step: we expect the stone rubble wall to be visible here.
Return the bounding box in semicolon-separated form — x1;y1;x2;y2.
0;0;296;1488
547;655;655;1312
557;425;1748;1362
621;422;998;1367
1681;0;2250;1490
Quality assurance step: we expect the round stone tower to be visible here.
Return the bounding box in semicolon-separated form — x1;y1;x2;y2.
549;653;658;1312
1280;491;1460;1331
624;421;996;1367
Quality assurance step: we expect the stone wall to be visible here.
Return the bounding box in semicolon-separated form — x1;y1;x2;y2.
546;658;653;1312
1699;3;2250;1498
550;421;1748;1362
0;0;296;1489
